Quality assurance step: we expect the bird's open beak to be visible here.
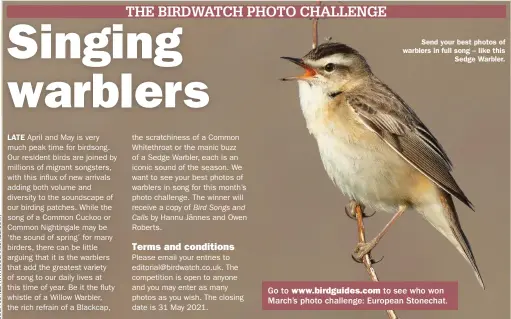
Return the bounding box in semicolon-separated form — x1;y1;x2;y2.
280;57;316;81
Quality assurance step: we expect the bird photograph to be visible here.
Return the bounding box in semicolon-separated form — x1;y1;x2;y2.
279;41;484;290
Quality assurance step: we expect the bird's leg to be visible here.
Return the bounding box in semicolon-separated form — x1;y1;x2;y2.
350;204;383;264
345;200;375;220
352;205;407;262
345;200;358;220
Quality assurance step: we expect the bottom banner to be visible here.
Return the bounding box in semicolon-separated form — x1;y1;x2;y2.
262;281;458;310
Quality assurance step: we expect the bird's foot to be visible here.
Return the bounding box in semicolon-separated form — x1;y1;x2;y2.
344;202;375;220
351;239;384;264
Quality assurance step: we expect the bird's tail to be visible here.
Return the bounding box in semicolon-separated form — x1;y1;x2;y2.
419;191;485;289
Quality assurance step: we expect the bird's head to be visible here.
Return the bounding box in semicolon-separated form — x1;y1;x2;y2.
281;42;372;92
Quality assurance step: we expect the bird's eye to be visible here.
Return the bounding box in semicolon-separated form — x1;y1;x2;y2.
324;63;335;72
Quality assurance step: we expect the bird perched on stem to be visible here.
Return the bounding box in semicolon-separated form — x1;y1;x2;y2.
280;42;484;289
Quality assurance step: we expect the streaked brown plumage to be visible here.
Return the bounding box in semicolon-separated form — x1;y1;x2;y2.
281;42;484;288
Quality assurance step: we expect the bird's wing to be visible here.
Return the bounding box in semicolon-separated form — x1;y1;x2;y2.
345;83;474;210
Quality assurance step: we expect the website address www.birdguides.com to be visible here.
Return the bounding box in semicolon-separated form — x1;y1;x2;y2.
261;281;457;310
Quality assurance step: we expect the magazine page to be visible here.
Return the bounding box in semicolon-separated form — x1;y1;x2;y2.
2;2;510;319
